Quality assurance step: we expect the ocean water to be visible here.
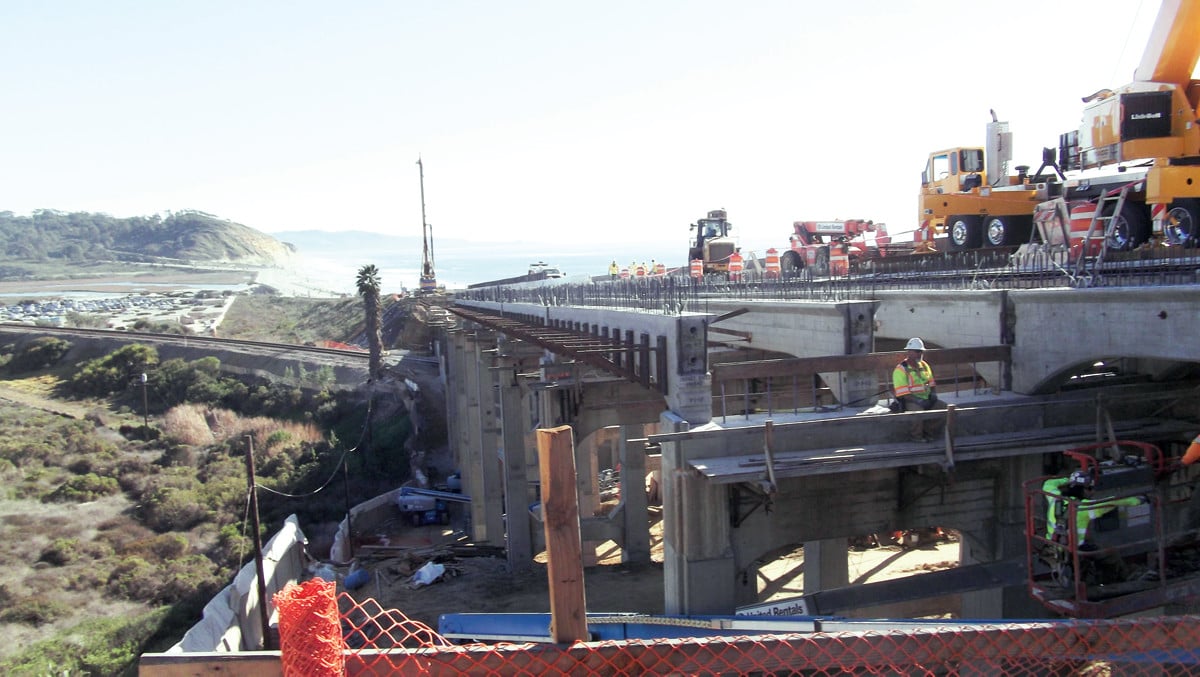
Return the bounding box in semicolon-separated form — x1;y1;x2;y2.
291;241;687;294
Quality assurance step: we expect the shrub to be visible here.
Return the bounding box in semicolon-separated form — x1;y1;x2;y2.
0;594;70;625
35;610;169;676
157;443;196;467
162;404;214;445
208;482;250;521
95;519;155;553
115;456;151;493
8;336;71;373
156;554;221;604
67;566;106;592
66;343;159;397
67;457;95;475
119;423;161;441
105;556;157;601
105;554;218;604
43;472;120;503
121;533;189;562
59;419;118;456
212;523;250;568
141;486;208;532
38;538;79;566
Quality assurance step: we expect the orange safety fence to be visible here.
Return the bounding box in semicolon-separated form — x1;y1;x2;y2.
274;578;345;676
328;593;1200;676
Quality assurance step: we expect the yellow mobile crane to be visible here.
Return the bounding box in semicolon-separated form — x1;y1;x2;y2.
918;0;1200;254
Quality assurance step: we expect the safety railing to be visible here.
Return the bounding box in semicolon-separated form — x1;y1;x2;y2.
452;246;1200;314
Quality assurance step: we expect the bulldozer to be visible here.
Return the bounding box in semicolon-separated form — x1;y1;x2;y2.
688;209;738;275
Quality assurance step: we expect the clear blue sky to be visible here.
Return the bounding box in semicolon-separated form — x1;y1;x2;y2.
2;1;1170;255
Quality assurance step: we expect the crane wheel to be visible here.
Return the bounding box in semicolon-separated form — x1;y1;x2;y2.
1165;199;1200;247
947;215;982;250
1105;202;1151;251
985;215;1033;247
780;252;803;277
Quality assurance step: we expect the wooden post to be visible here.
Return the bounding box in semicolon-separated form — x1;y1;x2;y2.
536;425;589;644
245;436;273;650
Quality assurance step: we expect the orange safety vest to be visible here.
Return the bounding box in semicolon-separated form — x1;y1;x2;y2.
893;359;935;399
1184;433;1200;465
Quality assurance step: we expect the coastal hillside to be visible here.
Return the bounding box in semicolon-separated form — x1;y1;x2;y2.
0;209;295;269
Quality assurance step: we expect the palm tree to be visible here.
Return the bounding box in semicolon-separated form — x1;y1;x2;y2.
356;264;383;379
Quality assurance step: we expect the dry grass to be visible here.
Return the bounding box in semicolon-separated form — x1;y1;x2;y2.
163;403;323;448
2;373;60;396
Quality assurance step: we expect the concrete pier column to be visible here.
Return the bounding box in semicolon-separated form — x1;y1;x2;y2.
574;408;599;517
444;330;465;489
620;424;650;563
497;359;534;572
803;539;849;594
961;453;1044;618
661;414;737;615
473;339;505;543
841;302;879;407
447;330;489;540
666;316;712;425
460;333;489;542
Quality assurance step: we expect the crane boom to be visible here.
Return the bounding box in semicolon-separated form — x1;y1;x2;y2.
417;157;437;294
1133;0;1200;84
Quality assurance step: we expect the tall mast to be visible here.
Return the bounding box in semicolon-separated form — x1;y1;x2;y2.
417;157;437;293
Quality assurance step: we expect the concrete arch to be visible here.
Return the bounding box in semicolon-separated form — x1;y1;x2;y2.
1023;355;1200;395
1009;287;1200;394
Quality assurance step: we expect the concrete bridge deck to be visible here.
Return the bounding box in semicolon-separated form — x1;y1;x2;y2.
441;283;1200;619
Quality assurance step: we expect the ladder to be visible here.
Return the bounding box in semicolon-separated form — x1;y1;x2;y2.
1072;184;1133;285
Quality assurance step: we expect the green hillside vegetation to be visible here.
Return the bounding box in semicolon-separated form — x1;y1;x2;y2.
0;337;414;676
221;294;371;345
0;209;294;277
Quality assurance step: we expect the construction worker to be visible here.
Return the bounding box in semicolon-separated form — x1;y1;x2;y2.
892;337;941;442
1043;469;1144;582
609;260;619;280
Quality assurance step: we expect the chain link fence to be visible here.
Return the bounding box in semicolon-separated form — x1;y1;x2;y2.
322;592;1200;675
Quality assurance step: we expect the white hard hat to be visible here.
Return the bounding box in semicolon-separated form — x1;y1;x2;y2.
905;337;926;351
